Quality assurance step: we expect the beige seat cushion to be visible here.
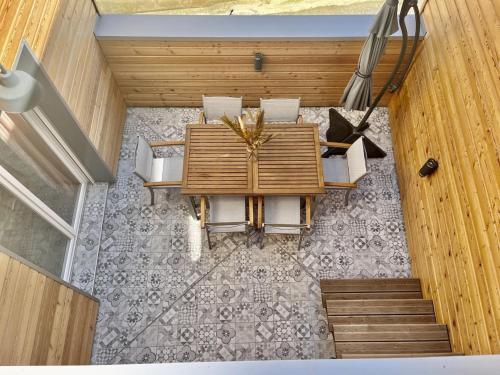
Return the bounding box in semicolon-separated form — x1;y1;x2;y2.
208;196;246;233
260;98;301;123
264;196;301;235
203;95;243;122
346;137;367;183
134;136;154;181
322;157;349;184
150;157;183;183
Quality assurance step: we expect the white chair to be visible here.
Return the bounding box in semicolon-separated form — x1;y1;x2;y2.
200;196;252;249
200;95;243;124
134;136;198;217
258;195;311;250
321;137;368;206
260;98;303;124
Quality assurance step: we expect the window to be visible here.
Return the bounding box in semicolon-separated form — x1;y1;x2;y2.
0;185;69;276
94;0;387;15
0;112;80;224
0;108;87;280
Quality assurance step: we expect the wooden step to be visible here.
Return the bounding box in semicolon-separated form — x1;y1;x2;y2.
333;324;449;342
321;291;423;307
320;278;422;293
329;314;436;326
326;299;435;316
320;279;423;308
335;340;452;356
320;278;454;359
340;352;463;359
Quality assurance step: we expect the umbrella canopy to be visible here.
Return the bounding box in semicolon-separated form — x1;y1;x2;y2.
340;0;399;111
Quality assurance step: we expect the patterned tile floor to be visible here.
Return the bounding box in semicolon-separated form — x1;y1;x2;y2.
71;183;108;293
77;107;411;364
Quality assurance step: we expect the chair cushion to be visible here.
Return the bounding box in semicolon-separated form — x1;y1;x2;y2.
208;196;246;233
322;157;349;183
203;95;242;122
134;136;154;181
346;137;367;183
150;157;183;183
264;196;301;234
260;98;300;123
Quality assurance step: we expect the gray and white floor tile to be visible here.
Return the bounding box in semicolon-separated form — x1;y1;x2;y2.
75;107;410;364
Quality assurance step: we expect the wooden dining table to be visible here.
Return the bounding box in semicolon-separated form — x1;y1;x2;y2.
181;123;325;197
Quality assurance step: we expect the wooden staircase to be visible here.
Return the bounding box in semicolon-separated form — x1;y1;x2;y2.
320;278;463;359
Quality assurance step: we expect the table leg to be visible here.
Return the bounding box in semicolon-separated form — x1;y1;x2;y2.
200;196;206;228
257;196;263;229
305;196;311;227
248;196;254;227
189;196;199;220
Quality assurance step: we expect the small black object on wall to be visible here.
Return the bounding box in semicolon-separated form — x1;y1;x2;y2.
254;53;263;71
419;158;439;177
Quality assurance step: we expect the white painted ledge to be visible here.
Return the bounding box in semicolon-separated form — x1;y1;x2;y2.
2;356;500;374
94;15;425;40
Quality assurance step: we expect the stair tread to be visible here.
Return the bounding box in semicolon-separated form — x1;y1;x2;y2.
326;299;435;315
320;278;421;285
333;324;449;342
329;315;436;325
333;323;447;331
340;352;463;359
322;291;423;302
328;299;433;306
320;278;421;293
336;340;452;354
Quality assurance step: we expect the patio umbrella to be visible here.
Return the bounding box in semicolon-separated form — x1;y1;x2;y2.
340;0;399;111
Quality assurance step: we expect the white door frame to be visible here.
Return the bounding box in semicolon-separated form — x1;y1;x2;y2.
0;108;91;281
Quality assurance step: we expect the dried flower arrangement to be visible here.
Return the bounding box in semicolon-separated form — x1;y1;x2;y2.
220;110;278;159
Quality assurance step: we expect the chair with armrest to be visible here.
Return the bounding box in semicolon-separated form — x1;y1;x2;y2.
199;196;252;249
199;95;243;124
258;195;311;251
134;136;198;218
259;98;303;124
321;136;368;206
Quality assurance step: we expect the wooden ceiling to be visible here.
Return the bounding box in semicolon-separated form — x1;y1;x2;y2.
98;39;411;107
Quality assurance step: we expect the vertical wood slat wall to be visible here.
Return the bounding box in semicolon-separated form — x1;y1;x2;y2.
389;0;499;355
0;251;99;365
0;0;126;175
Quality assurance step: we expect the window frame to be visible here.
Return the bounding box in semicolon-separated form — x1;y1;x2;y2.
0;107;90;281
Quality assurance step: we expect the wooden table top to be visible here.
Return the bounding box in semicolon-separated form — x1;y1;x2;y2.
181;123;325;196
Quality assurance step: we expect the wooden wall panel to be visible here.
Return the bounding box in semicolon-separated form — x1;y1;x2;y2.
389;0;499;355
0;251;99;365
0;0;60;68
98;39;413;107
0;0;126;176
41;0;126;175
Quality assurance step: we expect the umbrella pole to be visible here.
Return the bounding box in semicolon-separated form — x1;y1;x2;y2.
356;0;420;131
389;1;421;92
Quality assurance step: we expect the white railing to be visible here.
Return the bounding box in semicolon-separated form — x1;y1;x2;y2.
94;15;424;41
2;355;500;375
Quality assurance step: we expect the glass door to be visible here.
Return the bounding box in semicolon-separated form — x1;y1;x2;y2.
0;108;88;280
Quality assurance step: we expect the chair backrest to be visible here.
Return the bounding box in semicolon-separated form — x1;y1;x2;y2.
260;98;301;123
134;136;154;182
202;95;243;122
263;196;301;234
346;137;368;183
208;196;246;233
